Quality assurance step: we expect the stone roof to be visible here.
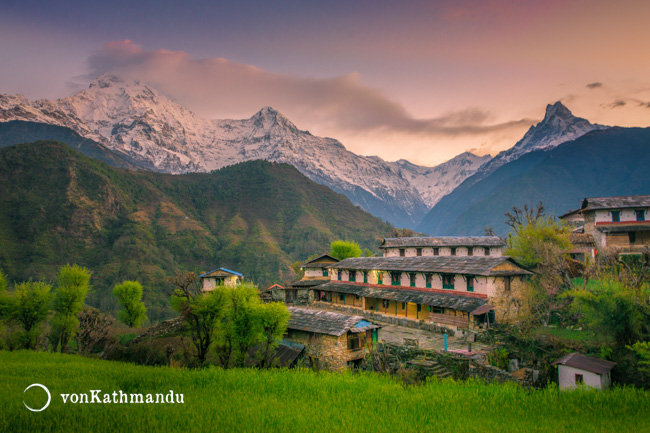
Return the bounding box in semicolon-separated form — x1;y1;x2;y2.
287;307;380;337
315;282;487;313
380;236;506;249
300;254;339;268
552;353;616;375
329;256;532;276
290;278;329;288
581;195;650;211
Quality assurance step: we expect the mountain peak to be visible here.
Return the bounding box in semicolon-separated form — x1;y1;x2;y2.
251;106;297;130
544;101;573;119
89;74;124;89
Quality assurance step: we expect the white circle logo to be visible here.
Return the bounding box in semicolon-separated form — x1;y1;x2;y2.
23;383;51;412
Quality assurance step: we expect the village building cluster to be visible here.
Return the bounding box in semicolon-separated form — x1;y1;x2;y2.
199;194;646;377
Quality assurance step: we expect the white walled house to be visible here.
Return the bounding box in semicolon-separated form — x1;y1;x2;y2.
313;255;531;330
560;195;650;255
278;254;339;304
199;268;243;291
552;353;616;390
380;236;506;258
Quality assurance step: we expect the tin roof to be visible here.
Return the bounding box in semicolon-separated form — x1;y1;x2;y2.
552;353;616;375
287;307;380;337
329;256;531;276
199;267;243;278
581;195;650;211
380;236;506;249
315;282;487;313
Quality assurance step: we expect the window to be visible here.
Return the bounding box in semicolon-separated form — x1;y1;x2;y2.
451;247;456;256
401;302;406;310
349;271;356;282
323;269;328;277
504;276;511;291
431;306;444;314
363;271;368;283
339;293;346;302
391;272;401;286
636;210;646;221
629;232;637;244
484;247;490;256
378;272;383;285
467;276;474;292
433;247;439;256
612;210;621;222
399;248;405;257
337;270;342;281
416;248;422;256
575;374;584;384
409;273;416;287
347;333;361;350
468;247;473;256
442;274;455;289
425;274;432;288
382;299;389;309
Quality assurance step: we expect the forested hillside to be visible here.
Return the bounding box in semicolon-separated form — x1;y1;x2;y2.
0;141;392;321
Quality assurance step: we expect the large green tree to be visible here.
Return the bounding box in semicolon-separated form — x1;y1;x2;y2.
49;264;91;352
113;281;148;328
5;282;51;349
330;240;362;260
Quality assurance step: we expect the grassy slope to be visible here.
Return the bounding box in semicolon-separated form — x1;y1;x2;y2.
1;351;648;433
0;141;392;321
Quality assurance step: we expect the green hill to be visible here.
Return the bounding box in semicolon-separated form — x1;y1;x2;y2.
0;141;392;321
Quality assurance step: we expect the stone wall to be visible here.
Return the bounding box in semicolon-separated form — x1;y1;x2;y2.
287;329;364;371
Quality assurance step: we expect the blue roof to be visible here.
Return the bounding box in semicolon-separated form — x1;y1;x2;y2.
355;319;373;328
199;267;243;278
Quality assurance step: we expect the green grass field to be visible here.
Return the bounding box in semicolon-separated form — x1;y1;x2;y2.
1;351;649;433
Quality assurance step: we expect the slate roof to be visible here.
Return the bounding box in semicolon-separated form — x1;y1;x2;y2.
380;236;506;249
246;339;304;368
315;282;487;313
300;254;339;268
290;278;329;288
552;353;616;375
596;224;650;233
287;307;380;337
328;256;532;276
581;195;650;211
199;267;243;278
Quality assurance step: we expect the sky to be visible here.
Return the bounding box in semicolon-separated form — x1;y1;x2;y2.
1;0;649;166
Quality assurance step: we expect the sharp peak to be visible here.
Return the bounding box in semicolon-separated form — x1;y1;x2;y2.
544;101;574;119
88;74;152;91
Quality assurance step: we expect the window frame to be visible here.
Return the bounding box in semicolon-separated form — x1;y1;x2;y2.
442;274;455;290
636;209;646;221
612;210;621;222
466;276;474;292
391;272;401;286
409;272;416;287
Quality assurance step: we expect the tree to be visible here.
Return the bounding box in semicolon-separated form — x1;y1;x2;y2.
330;240;362;260
256;302;290;368
113;281;148;327
501;204;574;327
50;264;91;352
5;282;51;349
75;307;114;355
170;271;227;365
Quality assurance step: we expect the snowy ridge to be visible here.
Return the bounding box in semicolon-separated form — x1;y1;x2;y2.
0;75;489;227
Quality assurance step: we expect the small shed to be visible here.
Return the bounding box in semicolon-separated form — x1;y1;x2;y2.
199;268;243;291
552;353;616;390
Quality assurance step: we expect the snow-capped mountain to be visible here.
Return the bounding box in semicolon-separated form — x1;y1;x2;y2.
389;152;491;208
465;101;607;187
0;74;488;227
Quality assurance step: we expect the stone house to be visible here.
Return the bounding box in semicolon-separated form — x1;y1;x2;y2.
380;236;506;258
552;353;616;390
316;256;531;330
281;254;339;304
285;307;381;371
199;268;243;291
560;195;650;255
